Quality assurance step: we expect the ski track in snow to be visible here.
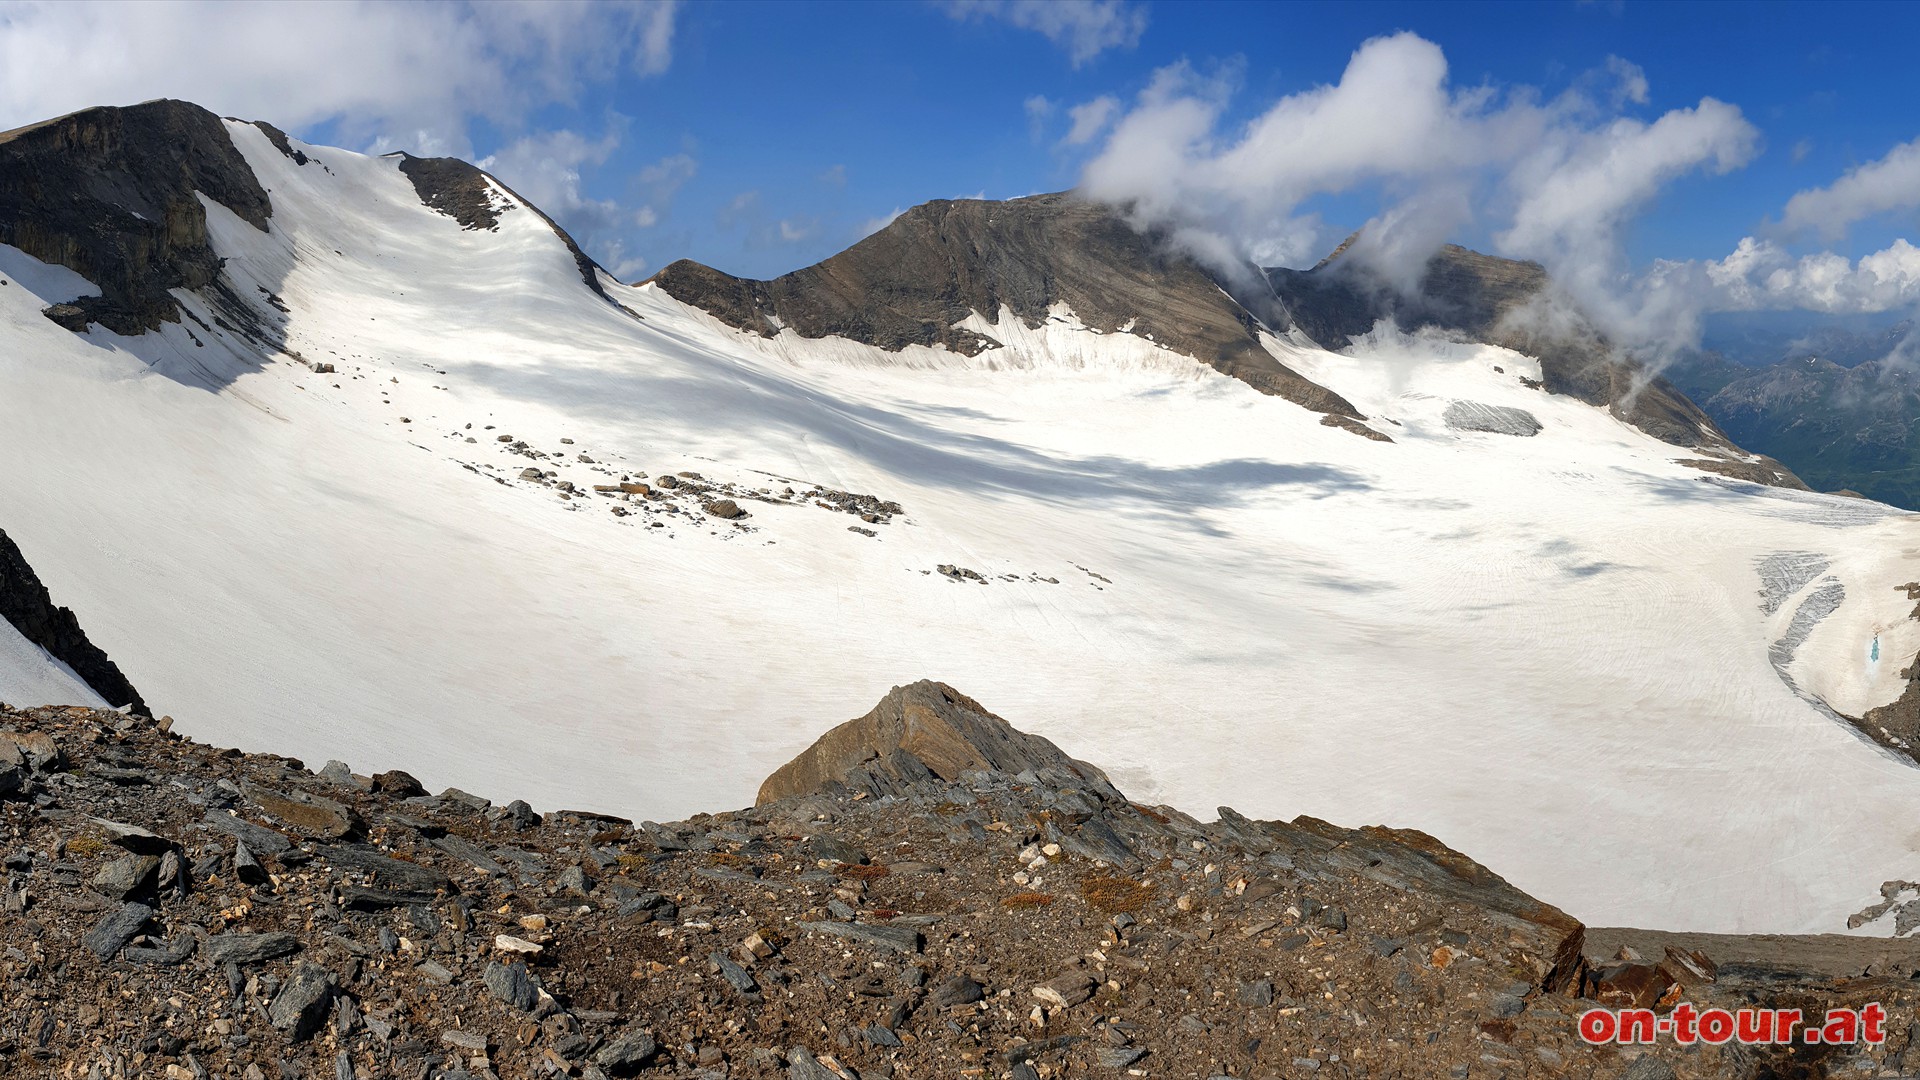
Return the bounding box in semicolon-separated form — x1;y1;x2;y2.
4;124;1920;933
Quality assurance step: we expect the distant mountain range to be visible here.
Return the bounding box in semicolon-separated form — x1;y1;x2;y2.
1670;311;1920;506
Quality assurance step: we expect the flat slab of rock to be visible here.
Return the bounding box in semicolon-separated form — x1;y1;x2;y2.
432;835;506;876
91;854;159;899
83;900;155;958
268;962;335;1039
799;920;922;954
203;810;293;855
205;931;301;966
484;960;540;1012
242;783;363;838
340;885;438;911
320;844;451;895
1032;971;1096;1009
91;817;173;855
594;1030;658;1073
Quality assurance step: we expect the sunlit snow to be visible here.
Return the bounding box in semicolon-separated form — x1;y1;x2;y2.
2;122;1919;933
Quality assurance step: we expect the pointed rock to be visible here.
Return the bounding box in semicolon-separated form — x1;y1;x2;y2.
757;681;1117;805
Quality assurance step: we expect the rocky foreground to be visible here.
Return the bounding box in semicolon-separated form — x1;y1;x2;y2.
0;683;1914;1080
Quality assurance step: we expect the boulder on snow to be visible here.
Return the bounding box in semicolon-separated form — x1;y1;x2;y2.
705;499;744;519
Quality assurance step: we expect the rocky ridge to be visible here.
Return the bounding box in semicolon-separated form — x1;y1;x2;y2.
0;527;145;715
0;99;271;336
647;194;1372;432
651;192;1803;480
0;682;1912;1080
0;100;633;341
1267;243;1805;487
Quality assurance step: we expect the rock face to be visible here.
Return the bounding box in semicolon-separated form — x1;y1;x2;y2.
649;192;1367;424
652;191;1803;475
755;680;1118;804
0;99;271;334
0;99;630;345
1269;242;1803;479
0;526;146;712
389;151;621;305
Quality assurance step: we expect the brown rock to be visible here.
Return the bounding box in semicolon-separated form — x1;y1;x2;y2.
241;782;364;838
1588;962;1676;1009
755;680;1116;805
1031;972;1096;1010
370;770;426;798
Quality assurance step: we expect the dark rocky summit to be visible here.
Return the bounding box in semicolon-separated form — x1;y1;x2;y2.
0;99;633;342
0;527;145;714
1269;242;1806;486
655;192;1805;480
389;152;623;306
0;683;1910;1079
0;98;271;335
649;193;1371;427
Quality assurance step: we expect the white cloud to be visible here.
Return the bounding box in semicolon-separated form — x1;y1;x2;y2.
639;153;699;200
717;190;761;230
818;164;848;188
1024;94;1054;141
1780;137;1920;240
1674;236;1920;314
1605;55;1649;107
943;0;1146;67
1076;32;1761;354
859;207;907;238
480;128;623;231
0;0;680;155
1061;95;1119;146
1496;100;1755;304
479;125;658;281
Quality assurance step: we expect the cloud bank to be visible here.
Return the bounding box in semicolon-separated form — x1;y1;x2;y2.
1070;31;1920;363
0;0;678;154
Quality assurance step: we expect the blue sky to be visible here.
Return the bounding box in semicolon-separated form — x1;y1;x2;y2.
440;0;1920;281
6;0;1920;333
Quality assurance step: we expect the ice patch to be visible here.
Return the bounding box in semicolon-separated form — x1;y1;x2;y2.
1697;478;1902;529
1755;551;1832;615
1442;401;1542;437
1771;579;1846;685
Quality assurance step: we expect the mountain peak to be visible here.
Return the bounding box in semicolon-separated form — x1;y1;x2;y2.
0;98;270;335
649;191;1371;429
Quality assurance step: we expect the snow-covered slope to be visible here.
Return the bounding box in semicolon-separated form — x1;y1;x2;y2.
0;619;108;711
6;116;1920;934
